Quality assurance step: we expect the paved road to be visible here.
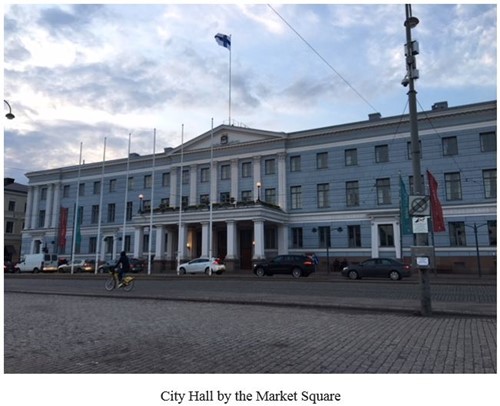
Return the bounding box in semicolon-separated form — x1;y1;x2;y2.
4;292;497;374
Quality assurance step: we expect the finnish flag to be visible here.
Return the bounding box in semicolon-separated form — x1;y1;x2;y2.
215;33;231;50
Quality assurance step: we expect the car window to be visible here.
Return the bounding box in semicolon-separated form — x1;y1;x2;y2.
364;260;376;266
380;259;392;265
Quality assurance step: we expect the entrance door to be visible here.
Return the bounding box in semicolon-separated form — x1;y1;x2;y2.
239;229;253;270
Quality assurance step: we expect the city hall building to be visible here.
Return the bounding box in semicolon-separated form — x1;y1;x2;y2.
21;100;497;274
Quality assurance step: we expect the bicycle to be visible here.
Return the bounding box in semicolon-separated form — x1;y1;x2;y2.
104;269;135;292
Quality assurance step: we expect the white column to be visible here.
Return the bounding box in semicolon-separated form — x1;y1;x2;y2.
226;220;237;260
277;153;287;210
44;184;53;228
51;183;61;228
178;223;188;260
24;186;33;230
230;159;238;202
210;161;218;204
31;186;40;229
134;227;144;258
166;229;175;260
278;224;288;255
253;155;261;200
201;221;209;257
169;168;178;208
253;219;265;260
189;164;197;206
155;225;165;260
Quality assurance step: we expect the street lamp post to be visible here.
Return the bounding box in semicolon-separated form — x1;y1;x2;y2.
4;100;15;120
465;222;487;278
256;181;262;202
138;194;144;214
403;4;432;316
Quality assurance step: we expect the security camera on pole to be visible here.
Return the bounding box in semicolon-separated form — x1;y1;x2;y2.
403;4;432;317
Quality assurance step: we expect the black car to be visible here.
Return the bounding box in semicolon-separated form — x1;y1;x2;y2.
341;258;412;281
98;258;146;273
253;255;315;278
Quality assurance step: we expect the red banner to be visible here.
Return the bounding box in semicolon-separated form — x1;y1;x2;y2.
58;207;68;249
427;171;446;232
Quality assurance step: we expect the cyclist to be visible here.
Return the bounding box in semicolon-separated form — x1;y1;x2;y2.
115;251;130;288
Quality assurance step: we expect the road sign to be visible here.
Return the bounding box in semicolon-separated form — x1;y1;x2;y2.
412;216;429;233
409;195;430;216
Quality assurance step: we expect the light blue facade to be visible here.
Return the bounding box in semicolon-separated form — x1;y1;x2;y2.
21;100;497;273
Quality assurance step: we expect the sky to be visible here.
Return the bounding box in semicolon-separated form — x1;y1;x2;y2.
3;2;497;185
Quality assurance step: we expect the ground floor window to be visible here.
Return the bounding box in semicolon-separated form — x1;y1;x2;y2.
378;224;394;247
449;222;466;246
348;225;361;247
291;227;303;248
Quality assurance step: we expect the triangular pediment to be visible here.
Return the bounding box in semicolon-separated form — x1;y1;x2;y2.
170;125;286;154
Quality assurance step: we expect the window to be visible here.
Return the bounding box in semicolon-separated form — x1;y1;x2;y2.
40;187;48;201
143;200;151;212
8;201;15;211
143;174;152;189
91;205;99;224
109;179;116;193
316;152;328;169
265;227;277;249
264;188;276;205
378;224;394;247
407;140;422;159
107;203;116;223
128;177;135;190
124;235;131;252
345;149;357;166
483;169;496;198
449;222;466;246
290;186;302;209
488;220;496;246
376;178;391;205
5;221;14;234
265;159;275;175
182;170;189;184
291;227;303;248
181;196;188;208
480;132;496;152
220;165;230;180
241;190;252;202
200;167;210;183
89;237;97;254
348;225;361;248
442;136;458;156
200;194;209;205
346;181;359;207
445;172;462;200
319;226;331;248
290;156;301;172
126;202;133;221
63;185;70;198
78;183;85;196
161;173;169;187
241;162;252;178
220;192;230;203
317;183;330;208
93;181;101;195
375;145;389;163
38;210;46;228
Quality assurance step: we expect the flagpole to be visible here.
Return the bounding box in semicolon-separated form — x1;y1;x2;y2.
95;137;106;273
70;142;83;274
122;132;132;251
228;35;232;125
177;124;184;272
148;128;156;275
209;118;214;263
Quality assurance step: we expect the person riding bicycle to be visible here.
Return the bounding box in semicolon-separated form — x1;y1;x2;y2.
115;251;130;288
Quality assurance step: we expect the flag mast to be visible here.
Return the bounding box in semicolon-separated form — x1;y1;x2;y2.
177;124;185;272
70;142;83;274
148;128;156;275
121;132;132;252
95;137;106;273
215;33;232;125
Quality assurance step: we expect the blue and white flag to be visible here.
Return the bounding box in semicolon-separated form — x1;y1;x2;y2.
215;33;231;50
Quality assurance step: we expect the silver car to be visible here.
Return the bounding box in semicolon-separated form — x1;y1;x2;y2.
177;257;225;275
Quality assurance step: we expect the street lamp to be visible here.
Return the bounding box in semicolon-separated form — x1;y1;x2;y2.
138;194;144;213
256;181;262;202
465;223;487;278
4;100;15;120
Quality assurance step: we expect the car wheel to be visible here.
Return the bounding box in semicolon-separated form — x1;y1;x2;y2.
291;267;302;278
348;270;359;280
178;267;186;275
389;270;401;281
255;267;265;277
205;267;213;276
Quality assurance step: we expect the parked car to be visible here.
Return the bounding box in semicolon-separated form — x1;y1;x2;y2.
58;259;94;273
177;257;225;275
98;258;146;273
4;261;15;273
253;255;315;278
341;258;412;281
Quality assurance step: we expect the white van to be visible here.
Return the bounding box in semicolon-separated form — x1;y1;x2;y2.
15;253;56;273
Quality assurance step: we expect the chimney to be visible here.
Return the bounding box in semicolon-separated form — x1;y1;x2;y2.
432;101;448;111
368;113;382;121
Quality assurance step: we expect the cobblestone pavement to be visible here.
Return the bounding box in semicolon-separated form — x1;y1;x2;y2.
4;292;496;374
